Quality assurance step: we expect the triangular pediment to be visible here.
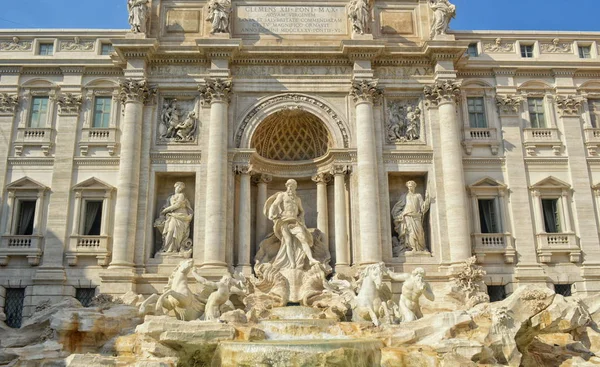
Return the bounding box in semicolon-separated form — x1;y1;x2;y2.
73;177;114;191
469;177;507;189
6;176;48;191
530;176;571;189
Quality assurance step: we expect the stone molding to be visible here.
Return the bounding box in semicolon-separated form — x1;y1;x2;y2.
55;93;83;116
0;93;19;115
423;80;461;106
198;78;233;104
349;79;383;105
118;78;156;105
555;95;583;117
496;94;523;116
311;172;332;184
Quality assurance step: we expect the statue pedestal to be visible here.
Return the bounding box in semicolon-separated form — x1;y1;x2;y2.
125;32;148;39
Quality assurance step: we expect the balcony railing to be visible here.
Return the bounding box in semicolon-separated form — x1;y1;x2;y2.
536;232;580;263
0;235;43;266
66;235;110;266
79;127;118;156
14;127;54;156
523;128;562;155
462;128;500;155
472;233;516;263
584;128;600;155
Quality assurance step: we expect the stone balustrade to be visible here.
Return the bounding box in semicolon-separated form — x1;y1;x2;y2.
463;127;499;155
523;127;562;155
536;232;580;263
66;235;110;266
79;127;118;156
14;127;53;156
0;234;43;266
472;233;515;264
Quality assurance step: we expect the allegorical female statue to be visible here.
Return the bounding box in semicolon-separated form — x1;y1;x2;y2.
392;181;431;253
154;182;193;254
206;0;232;34
429;0;456;38
347;0;371;35
127;0;150;34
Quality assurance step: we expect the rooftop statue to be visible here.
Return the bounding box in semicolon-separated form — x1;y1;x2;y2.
347;0;372;35
128;0;150;34
206;0;232;34
429;0;456;38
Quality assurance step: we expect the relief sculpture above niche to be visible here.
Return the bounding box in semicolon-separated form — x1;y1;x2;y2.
386;99;423;144
158;98;200;144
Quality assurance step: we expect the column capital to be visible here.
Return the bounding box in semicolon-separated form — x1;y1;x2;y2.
199;78;233;104
496;94;523;116
234;163;253;175
423;80;461;107
330;164;352;176
55;93;83;116
312;172;332;185
252;173;272;185
0;93;19;115
118;78;156;105
350;79;383;105
555;95;583;117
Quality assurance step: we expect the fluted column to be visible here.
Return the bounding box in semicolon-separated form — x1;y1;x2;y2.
235;164;253;275
199;78;232;271
253;174;272;247
331;164;351;271
424;80;471;263
110;79;155;269
350;80;383;265
312;172;332;249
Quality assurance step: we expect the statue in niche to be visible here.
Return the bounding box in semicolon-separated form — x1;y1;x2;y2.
391;181;431;255
388;267;435;322
159;99;199;143
386;101;421;143
154;182;193;256
127;0;150;34
429;0;456;39
347;0;372;35
206;0;232;34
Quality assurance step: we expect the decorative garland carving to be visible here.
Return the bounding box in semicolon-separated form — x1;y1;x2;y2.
540;38;572;54
118;78;156;105
555;95;582;117
198;78;233;104
349;79;383;104
496;95;523;115
59;37;94;52
423;80;461;106
55;93;83;115
0;37;32;52
235;94;350;148
0;93;19;114
483;38;514;53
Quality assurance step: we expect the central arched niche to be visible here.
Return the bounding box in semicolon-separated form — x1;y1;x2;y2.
251;109;331;161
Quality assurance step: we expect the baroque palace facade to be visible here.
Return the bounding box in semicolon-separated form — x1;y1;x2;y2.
1;0;600;325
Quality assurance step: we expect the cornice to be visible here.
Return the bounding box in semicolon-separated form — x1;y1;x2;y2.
74;158;120;166
150;151;203;164
457;70;495;78
463;157;506;166
383;152;433;164
8;157;55;166
525;157;569;165
232;57;352;66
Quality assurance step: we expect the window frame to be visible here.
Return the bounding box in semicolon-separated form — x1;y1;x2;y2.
37;43;54;56
519;43;535;58
100;43;114;56
91;96;112;129
527;97;547;128
467;96;488;128
466;43;479;57
27;96;50;128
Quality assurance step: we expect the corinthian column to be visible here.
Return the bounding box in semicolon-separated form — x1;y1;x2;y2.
312;172;332;249
331;164;351;272
110;79;155;269
350;79;383;265
424;80;471;263
199;78;232;272
234;164;252;275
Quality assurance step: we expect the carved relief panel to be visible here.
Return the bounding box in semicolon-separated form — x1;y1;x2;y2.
157;97;200;145
385;98;424;145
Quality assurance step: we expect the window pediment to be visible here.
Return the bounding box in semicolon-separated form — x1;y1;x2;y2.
6;176;48;192
73;177;114;192
530;176;571;190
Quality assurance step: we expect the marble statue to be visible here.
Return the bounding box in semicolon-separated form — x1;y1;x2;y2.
392;181;431;253
128;0;150;34
388;267;434;322
347;0;371;35
264;179;320;270
429;0;456;38
352;263;395;326
154;259;204;321
154;182;193;255
175;112;198;142
386;102;422;143
405;106;421;141
206;0;232;34
192;271;244;321
159;100;198;143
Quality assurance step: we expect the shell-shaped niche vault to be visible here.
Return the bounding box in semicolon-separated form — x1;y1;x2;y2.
251;109;331;161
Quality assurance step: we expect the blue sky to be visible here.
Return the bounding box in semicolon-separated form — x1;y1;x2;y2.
0;0;598;32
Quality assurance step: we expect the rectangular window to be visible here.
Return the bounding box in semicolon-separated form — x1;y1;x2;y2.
467;97;487;128
478;199;499;233
579;46;591;59
38;43;54;56
520;44;534;58
542;198;562;233
92;97;112;128
528;98;546;128
83;200;103;236
75;288;96;307
15;200;36;235
554;284;572;297
589;99;600;128
487;285;507;302
29;96;49;128
5;288;25;328
100;44;114;55
467;43;479;57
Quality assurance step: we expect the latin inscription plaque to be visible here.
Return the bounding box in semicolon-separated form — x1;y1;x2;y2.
235;6;347;35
